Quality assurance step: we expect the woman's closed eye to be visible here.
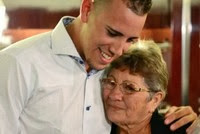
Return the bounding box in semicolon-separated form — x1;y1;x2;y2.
108;80;116;86
122;83;138;93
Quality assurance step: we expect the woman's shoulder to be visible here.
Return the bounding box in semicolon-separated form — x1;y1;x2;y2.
110;123;118;134
110;110;190;134
151;110;189;134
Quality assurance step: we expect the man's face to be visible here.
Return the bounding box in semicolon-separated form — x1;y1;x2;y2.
80;0;147;71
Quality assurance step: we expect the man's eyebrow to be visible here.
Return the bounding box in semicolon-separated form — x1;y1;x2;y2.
106;25;123;36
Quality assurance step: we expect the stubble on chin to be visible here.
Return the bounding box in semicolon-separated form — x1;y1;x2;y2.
87;59;108;71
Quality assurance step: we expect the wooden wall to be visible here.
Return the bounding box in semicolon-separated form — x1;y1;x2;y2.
6;8;80;29
167;0;182;106
6;8;170;29
189;5;200;114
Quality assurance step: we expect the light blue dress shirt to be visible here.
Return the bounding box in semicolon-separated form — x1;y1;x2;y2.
0;16;111;134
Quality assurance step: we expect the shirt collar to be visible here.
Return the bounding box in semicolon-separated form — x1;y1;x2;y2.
51;16;81;58
51;16;101;74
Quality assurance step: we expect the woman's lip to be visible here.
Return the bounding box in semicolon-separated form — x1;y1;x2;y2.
107;103;124;110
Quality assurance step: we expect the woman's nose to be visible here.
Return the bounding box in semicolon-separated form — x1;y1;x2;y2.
108;86;123;101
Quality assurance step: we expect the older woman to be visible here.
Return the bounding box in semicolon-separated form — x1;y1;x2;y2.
101;40;190;134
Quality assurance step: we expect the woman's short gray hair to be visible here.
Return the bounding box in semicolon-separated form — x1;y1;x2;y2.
104;40;168;99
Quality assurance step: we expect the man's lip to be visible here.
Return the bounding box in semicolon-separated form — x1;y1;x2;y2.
99;48;113;64
101;49;112;57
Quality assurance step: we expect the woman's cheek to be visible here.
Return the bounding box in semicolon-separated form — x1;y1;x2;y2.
103;89;110;100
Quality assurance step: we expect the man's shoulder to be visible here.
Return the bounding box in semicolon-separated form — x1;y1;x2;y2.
0;32;52;59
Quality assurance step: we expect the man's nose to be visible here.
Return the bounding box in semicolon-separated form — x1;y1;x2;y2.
109;40;127;57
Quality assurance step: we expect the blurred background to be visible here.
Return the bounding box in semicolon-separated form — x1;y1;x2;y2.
0;0;199;114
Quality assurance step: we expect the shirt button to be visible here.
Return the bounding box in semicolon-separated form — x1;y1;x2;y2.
86;106;91;111
79;60;84;64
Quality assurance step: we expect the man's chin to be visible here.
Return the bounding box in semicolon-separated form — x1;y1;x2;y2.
89;63;109;71
91;66;106;71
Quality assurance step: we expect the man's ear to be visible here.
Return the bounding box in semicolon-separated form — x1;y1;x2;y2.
80;0;94;22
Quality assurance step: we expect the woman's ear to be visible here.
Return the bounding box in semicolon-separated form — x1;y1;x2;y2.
149;91;165;112
80;0;94;22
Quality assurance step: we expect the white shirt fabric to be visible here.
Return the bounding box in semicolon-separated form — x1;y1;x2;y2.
0;16;111;134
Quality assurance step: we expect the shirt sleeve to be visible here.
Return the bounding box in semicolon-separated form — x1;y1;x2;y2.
0;53;30;133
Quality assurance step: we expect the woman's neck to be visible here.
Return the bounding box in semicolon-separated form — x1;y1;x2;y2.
118;123;151;134
116;115;152;134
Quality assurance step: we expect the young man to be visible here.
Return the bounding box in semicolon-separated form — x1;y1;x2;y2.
0;0;197;133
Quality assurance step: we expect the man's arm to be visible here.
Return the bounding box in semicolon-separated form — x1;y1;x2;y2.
0;53;31;133
186;115;200;134
164;106;197;131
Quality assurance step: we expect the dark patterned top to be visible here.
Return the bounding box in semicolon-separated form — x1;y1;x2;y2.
111;110;190;134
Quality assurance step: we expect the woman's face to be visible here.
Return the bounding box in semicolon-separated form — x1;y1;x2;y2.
103;68;160;125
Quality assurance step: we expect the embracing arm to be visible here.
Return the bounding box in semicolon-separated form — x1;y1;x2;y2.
186;115;200;134
164;106;197;131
